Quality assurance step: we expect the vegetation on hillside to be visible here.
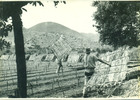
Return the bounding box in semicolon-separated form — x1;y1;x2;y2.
24;22;100;49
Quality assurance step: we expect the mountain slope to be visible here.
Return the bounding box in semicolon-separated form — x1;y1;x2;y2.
25;22;99;49
6;22;100;51
28;22;80;35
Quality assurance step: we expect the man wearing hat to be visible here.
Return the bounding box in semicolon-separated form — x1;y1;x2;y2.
83;48;111;97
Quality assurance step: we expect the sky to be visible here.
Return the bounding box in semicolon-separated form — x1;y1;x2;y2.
21;0;98;34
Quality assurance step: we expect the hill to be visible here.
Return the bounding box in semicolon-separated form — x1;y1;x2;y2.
24;22;99;49
5;22;100;53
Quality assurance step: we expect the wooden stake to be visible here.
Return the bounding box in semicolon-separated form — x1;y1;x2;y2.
7;81;8;90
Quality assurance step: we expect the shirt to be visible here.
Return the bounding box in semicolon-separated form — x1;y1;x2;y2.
56;58;62;67
83;54;98;73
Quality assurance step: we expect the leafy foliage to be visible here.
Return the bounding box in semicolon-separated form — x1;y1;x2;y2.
0;20;12;49
0;38;10;50
54;1;66;7
0;1;44;51
0;1;44;21
93;1;140;48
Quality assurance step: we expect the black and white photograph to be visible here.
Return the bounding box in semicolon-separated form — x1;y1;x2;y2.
0;0;140;99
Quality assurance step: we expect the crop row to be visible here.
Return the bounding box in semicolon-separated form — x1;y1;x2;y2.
0;62;85;97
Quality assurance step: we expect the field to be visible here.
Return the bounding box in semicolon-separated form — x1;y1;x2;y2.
0;60;85;98
0;47;140;98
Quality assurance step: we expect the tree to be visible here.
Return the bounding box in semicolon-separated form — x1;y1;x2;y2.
92;1;140;49
0;1;43;97
0;1;66;97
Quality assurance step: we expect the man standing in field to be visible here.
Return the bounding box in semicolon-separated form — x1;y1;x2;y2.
83;48;111;97
56;57;63;75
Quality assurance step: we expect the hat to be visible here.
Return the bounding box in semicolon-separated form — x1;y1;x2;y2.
86;48;91;52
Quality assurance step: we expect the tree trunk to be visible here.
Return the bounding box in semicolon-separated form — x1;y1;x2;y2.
12;12;27;98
